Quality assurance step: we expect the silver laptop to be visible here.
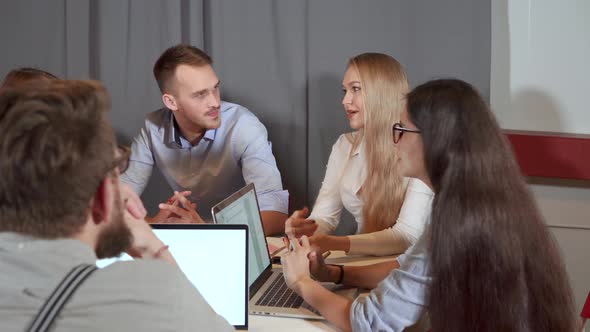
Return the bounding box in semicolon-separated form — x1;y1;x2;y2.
96;224;249;329
212;183;357;319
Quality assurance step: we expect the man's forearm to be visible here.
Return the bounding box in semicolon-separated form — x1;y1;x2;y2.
129;235;178;266
260;211;288;236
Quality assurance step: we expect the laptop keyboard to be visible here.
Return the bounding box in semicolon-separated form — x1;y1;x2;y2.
255;273;304;308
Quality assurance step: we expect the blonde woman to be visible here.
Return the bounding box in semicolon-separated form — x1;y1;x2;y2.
286;53;432;256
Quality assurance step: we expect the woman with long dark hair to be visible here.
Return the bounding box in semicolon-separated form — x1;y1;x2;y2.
281;79;576;331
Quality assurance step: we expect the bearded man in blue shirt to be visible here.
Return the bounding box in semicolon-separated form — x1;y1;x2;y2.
122;44;288;235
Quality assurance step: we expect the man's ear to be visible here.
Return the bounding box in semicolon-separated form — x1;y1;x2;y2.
162;93;178;111
91;177;115;225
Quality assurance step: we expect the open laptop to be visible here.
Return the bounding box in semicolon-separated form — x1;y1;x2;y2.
212;183;357;319
96;224;249;330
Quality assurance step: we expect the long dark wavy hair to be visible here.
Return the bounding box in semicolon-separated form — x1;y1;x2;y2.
406;79;576;331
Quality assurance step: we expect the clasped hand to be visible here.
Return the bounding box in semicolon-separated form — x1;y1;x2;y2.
151;191;205;224
281;235;313;293
281;236;336;294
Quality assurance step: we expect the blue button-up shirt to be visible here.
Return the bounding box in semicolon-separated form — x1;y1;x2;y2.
351;222;432;331
121;101;289;219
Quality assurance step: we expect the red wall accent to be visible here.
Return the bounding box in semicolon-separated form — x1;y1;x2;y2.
582;291;590;319
506;131;590;180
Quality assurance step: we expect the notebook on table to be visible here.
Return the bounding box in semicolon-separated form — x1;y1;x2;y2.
212;183;357;319
96;223;249;329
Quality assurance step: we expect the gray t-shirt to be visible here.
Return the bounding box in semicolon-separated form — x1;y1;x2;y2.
350;227;432;332
0;232;234;332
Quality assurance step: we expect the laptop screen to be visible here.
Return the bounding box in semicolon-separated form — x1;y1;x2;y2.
96;224;248;329
211;183;271;288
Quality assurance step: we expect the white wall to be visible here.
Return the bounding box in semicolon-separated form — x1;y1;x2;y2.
491;0;590;313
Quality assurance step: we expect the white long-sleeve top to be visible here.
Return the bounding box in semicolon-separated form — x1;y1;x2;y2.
309;133;433;256
347;178;433;256
309;133;366;234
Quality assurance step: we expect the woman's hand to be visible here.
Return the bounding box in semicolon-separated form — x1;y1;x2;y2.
281;235;314;294
308;250;338;283
285;207;318;238
308;232;331;254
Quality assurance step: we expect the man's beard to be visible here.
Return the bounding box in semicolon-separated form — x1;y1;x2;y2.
95;188;133;259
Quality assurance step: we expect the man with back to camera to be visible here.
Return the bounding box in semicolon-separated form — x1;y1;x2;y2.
0;67;58;92
0;80;233;331
121;44;288;235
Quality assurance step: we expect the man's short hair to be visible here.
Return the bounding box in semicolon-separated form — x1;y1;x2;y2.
153;44;212;93
0;80;116;238
1;67;58;90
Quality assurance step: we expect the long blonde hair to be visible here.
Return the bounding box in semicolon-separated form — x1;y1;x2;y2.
348;53;408;233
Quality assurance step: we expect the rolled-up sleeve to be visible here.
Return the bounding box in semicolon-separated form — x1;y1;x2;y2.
233;113;288;214
351;233;431;331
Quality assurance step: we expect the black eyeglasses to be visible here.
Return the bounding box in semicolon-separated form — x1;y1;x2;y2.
392;122;421;144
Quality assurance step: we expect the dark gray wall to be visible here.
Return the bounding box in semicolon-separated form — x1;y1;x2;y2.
0;0;490;232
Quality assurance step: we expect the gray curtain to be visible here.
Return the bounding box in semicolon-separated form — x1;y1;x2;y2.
0;0;490;234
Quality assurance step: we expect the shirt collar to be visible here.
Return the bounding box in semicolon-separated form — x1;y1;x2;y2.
203;127;217;141
171;114;182;146
164;110;180;147
166;111;217;148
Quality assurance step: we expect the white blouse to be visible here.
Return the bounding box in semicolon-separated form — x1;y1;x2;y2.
309;133;433;256
309;133;366;234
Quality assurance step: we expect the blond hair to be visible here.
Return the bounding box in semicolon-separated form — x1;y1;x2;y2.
348;53;408;233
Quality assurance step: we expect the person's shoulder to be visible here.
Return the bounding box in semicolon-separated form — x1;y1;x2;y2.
222;101;268;140
333;132;356;152
221;101;252;114
221;100;245;113
97;259;187;287
91;260;234;331
406;178;434;196
222;101;261;124
144;107;170;129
